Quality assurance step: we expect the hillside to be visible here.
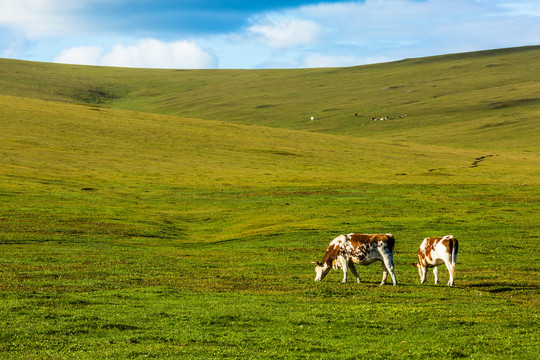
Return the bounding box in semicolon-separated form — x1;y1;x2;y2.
1;46;539;153
4;93;535;188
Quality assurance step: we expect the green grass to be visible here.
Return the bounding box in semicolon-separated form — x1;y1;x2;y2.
0;46;539;359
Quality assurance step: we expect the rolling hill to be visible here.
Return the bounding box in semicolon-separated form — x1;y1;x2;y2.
1;46;539;187
1;45;539;153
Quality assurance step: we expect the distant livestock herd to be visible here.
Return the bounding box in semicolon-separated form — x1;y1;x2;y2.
369;114;407;121
311;114;407;121
313;233;458;286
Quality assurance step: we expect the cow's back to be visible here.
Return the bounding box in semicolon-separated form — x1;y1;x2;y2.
347;233;394;247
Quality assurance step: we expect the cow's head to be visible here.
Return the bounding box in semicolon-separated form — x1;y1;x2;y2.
312;261;331;281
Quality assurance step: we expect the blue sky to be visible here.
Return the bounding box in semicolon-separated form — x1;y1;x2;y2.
1;0;539;69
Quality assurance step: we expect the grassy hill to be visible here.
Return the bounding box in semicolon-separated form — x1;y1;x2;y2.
1;45;539;151
0;47;539;359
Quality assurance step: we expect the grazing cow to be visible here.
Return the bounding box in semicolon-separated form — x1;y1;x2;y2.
413;235;458;286
313;233;397;286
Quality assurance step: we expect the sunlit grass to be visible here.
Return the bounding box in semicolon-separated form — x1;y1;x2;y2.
0;47;539;358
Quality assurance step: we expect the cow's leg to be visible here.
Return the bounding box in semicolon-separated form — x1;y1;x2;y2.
445;260;455;286
381;255;397;286
341;258;348;283
420;265;427;284
348;263;361;283
433;266;439;284
380;261;388;285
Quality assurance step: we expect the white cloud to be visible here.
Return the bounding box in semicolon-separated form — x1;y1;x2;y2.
54;45;103;66
497;1;540;17
53;38;218;69
248;16;322;49
0;0;86;38
295;0;486;47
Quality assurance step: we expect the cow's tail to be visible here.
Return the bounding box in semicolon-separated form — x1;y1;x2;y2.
387;234;395;264
451;237;459;275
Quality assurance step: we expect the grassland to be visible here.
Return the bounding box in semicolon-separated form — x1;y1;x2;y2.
0;46;539;359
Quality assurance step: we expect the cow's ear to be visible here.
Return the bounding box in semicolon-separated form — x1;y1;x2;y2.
412;263;417;267
311;261;322;266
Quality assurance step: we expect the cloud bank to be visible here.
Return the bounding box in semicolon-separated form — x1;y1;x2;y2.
53;39;217;69
248;17;322;49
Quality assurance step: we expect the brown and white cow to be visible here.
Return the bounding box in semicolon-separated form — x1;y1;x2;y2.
413;235;459;286
313;233;397;286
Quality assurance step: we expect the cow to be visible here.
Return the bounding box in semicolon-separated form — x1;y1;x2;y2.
413;235;458;286
313;233;397;286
